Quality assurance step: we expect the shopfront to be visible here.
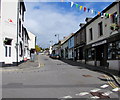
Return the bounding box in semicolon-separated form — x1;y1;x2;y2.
86;39;108;67
107;33;120;70
86;33;120;71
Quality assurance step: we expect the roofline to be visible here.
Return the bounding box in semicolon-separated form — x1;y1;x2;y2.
84;2;118;28
74;2;118;35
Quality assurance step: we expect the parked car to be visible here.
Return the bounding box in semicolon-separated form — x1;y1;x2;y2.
49;54;60;59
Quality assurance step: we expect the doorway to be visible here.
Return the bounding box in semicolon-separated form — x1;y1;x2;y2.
96;44;107;67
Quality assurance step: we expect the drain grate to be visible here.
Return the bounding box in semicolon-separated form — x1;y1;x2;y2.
90;92;110;99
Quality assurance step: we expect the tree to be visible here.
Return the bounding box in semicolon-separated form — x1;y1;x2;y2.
35;45;41;53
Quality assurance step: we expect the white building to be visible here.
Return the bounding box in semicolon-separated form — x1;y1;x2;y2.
28;31;36;59
85;2;120;71
0;0;29;66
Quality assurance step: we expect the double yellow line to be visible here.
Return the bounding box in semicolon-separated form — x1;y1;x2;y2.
104;75;120;91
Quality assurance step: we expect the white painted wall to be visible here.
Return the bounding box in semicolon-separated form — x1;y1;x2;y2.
1;0;18;64
28;31;36;50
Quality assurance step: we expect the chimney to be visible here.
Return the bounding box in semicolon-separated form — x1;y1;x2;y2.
79;23;85;27
85;17;92;23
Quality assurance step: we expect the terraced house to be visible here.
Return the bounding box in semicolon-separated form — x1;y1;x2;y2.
0;0;30;66
85;2;120;71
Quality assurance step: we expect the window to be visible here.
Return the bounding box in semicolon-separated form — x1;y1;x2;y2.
98;22;103;36
5;46;7;57
89;28;93;41
9;47;11;57
87;48;95;60
108;40;120;60
19;19;21;36
111;12;117;24
19;42;23;57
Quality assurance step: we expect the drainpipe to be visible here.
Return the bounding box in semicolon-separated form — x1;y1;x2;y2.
16;1;20;66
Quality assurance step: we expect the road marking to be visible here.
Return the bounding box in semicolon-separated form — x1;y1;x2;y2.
91;96;100;99
39;63;45;67
90;88;101;92
76;92;89;96
112;87;120;92
61;95;72;99
104;75;117;89
0;69;19;72
100;84;109;88
102;91;113;96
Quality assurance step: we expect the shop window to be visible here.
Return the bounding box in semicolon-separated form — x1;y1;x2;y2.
108;40;120;60
87;48;95;60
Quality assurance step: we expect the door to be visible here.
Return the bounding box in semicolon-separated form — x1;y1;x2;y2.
5;45;12;64
96;45;107;67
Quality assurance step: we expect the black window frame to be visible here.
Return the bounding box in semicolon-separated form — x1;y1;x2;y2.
89;28;93;41
5;46;7;57
98;22;103;36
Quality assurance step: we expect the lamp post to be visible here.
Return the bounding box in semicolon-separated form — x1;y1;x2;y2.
55;34;59;43
49;41;53;54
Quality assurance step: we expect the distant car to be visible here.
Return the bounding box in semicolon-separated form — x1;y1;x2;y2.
49;54;60;59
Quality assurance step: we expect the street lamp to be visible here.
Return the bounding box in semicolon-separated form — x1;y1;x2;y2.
55;34;59;43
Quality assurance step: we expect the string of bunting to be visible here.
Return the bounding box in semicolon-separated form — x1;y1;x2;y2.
60;0;119;19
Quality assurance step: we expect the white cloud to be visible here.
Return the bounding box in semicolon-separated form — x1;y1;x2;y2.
24;2;94;48
24;1;113;48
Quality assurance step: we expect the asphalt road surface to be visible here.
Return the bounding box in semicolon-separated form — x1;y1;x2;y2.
2;54;120;99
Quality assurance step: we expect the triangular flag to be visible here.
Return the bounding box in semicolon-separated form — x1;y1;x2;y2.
105;13;109;18
80;6;83;10
76;4;79;8
101;12;104;18
109;14;111;18
84;7;87;12
71;2;74;7
8;19;13;23
87;8;90;12
98;12;101;15
91;9;94;14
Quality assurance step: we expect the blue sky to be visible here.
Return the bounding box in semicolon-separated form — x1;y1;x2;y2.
24;1;114;48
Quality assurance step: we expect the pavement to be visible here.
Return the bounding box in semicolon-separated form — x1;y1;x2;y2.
60;58;120;87
0;55;39;72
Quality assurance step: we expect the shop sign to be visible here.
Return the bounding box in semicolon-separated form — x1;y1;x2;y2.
92;40;107;47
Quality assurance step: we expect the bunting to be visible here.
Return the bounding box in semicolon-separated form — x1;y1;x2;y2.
60;0;119;19
76;4;79;8
70;2;74;7
80;6;83;10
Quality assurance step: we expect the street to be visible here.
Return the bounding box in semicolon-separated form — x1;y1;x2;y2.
2;54;120;99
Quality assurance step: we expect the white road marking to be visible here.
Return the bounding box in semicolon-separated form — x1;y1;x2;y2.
112;87;120;92
76;92;89;96
91;96;100;99
61;95;72;99
90;88;101;92
100;84;109;88
102;91;113;96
